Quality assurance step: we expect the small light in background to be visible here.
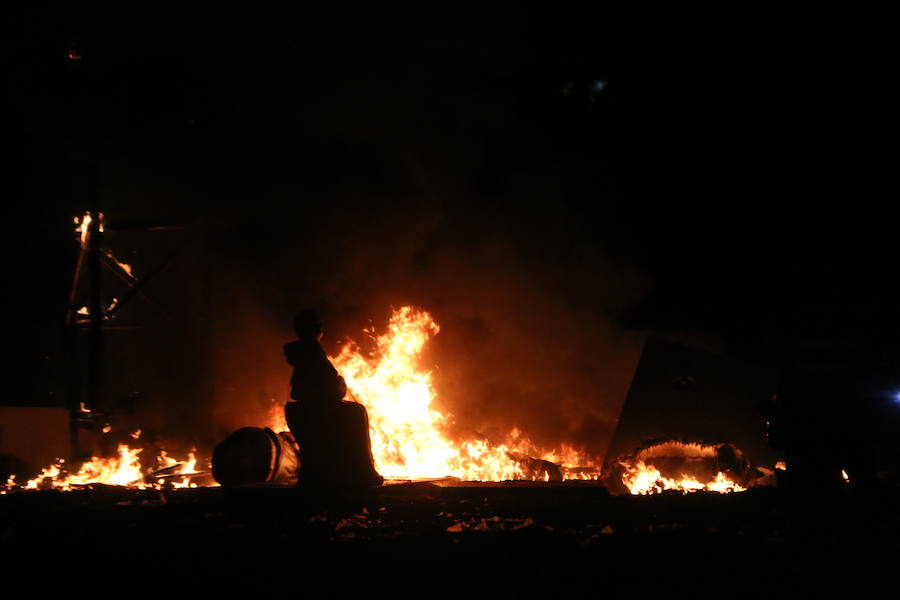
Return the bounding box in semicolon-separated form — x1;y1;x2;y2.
593;80;608;92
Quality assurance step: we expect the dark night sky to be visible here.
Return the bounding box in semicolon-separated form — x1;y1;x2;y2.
7;4;897;449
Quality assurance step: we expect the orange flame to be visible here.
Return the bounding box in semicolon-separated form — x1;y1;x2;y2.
617;441;749;495
171;451;200;489
310;306;599;481
268;399;288;434
24;445;143;490
8;445;206;492
620;461;746;494
75;212;104;247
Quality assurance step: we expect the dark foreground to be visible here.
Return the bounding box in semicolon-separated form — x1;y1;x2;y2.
2;482;896;593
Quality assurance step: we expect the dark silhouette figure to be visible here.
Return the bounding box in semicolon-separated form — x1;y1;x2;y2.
284;310;383;491
765;341;883;494
760;339;897;542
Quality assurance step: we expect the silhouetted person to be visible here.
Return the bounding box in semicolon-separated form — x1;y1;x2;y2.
762;337;898;544
284;310;382;491
768;341;883;494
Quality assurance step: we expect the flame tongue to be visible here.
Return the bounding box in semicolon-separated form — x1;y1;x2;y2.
333;307;460;479
617;441;748;495
24;444;143;490
330;307;598;481
74;444;144;486
621;460;746;494
16;445;203;491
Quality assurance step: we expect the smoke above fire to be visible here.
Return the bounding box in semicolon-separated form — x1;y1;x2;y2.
205;196;647;462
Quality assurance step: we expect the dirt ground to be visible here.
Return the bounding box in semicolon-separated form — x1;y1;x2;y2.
2;482;895;593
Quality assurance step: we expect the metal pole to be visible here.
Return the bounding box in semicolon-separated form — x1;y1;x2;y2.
87;170;103;419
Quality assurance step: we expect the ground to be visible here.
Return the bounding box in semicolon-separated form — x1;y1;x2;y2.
2;482;896;593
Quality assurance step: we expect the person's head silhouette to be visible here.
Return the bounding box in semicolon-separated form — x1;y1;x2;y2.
293;309;323;341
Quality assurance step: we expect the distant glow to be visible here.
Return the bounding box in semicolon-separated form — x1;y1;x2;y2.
893;391;900;405
593;80;608;92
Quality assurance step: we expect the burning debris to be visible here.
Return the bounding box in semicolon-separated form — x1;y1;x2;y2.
603;440;772;495
267;306;600;483
4;440;209;492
